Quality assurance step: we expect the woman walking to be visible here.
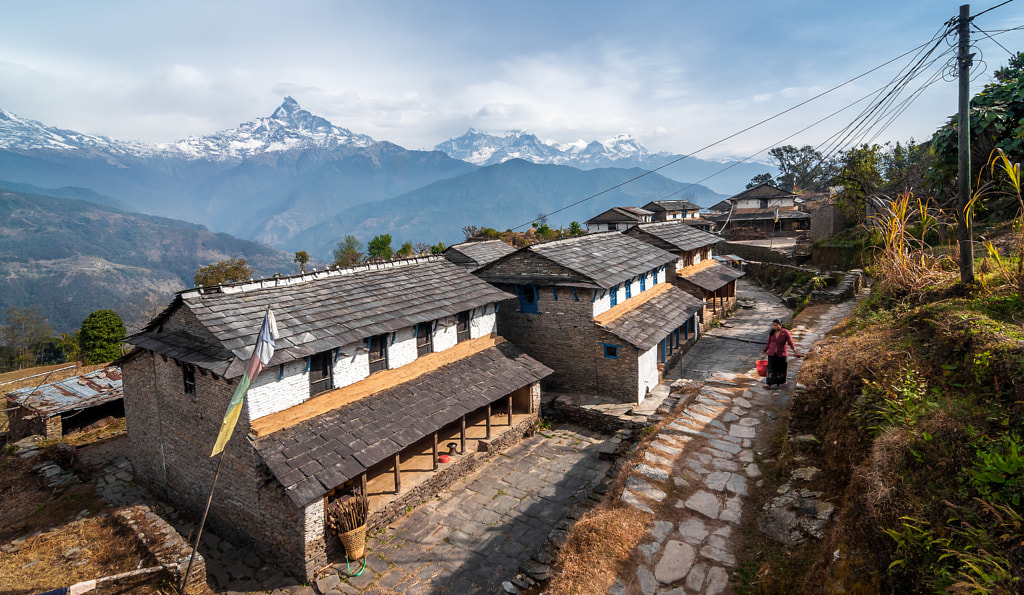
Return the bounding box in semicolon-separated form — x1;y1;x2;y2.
762;318;801;388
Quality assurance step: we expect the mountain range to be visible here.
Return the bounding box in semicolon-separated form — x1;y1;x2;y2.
0;98;751;251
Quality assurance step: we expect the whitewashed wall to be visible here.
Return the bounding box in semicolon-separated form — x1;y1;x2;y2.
333;341;369;388
470;310;497;338
433;316;458;352
637;345;660;405
247;359;309;421
387;326;418;369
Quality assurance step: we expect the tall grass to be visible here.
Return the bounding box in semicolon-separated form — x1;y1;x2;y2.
972;149;1024;298
869;191;956;293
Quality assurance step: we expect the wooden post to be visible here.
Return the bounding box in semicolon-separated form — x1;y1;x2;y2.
360;473;367;496
486;404;492;439
460;415;466;454
393;453;401;494
432;432;438;471
507;395;513;426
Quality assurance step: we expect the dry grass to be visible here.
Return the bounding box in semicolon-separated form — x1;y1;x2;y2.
868;191;956;293
0;516;172;595
0;452;107;543
546;503;650;594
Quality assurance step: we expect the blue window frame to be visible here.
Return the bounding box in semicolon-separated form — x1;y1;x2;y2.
639;273;647;292
602;343;619;359
610;285;618;307
516;285;539;314
624;280;632;299
652;268;659;284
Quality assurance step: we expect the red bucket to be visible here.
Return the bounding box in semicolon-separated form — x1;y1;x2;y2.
756;359;768;377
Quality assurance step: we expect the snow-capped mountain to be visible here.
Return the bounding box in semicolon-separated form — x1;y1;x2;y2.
0;97;377;162
435;129;653;168
158;97;376;161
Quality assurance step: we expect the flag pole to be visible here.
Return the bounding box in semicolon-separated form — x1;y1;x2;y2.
180;452;225;594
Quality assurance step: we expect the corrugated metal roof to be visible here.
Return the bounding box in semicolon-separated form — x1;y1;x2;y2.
4;366;122;416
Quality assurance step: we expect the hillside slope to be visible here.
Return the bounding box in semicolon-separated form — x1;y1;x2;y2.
0;188;292;332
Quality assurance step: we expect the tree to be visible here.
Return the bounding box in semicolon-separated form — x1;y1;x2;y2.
396;241;415;257
462;225;480;240
79;310;125;365
194;258;253;287
430;242;447;255
834;144;885;221
367;234;393;260
0;307;53;370
930;52;1024;194
333;235;364;268
42;331;80;364
293;251;310;273
566;221;585;237
746;173;776;189
768;145;835;192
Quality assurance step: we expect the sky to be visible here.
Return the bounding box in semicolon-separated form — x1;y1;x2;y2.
0;1;1021;161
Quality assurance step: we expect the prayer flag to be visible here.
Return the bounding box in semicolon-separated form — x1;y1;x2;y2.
210;308;277;456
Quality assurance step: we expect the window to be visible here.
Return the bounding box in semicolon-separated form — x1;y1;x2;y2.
183;364;196;396
759;198;769;209
610;285;618;307
309;350;334;395
639;273;647;292
608;223;618;231
603;344;619;359
416;321;433;356
368;335;388;374
651;268;659;284
516;285;539;314
624;280;632;299
456;311;471;343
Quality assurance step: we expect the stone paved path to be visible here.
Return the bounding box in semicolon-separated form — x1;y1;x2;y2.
315;425;612;594
614;282;864;595
81;424;611;594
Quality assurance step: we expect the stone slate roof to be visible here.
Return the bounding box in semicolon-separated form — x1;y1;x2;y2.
708;200;733;213
680;263;746;292
705;209;810;223
254;341;552;506
626;221;720;253
443;240;516;271
728;182;798;200
598;286;703;350
475;232;677;289
128;258;511;378
585;206;652;224
641;200;702;212
5;366;122;416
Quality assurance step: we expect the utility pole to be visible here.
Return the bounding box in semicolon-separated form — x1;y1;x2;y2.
957;4;974;284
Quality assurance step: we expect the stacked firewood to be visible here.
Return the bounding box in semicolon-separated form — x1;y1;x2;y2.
326;494;369;534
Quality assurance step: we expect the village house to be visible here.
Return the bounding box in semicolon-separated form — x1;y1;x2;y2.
584;206;653;232
625;221;745;324
120;257;551;579
4;366;123;441
706;182;811;238
474;232;704;405
641;200;715;232
442;239;516;272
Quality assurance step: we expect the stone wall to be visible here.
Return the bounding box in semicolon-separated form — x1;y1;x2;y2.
810;204;846;242
113;504;207;595
716;241;792;264
123;350;314;579
810;269;866;304
494;286;601;392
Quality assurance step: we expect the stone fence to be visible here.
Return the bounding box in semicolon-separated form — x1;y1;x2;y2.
113;504;208;594
809;269;867;304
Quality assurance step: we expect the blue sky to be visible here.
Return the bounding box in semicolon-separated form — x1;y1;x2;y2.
0;1;1021;160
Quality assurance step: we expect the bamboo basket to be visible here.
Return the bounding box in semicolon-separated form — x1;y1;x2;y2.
338;524;367;560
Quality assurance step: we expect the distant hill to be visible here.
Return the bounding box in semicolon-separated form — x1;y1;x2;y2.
287;159;726;257
0;188;293;332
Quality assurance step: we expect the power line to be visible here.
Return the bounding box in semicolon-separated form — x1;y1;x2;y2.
973;23;1016;57
509;32;954;230
970;0;1017;20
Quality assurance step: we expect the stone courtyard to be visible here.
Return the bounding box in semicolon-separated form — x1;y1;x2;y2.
64;278;860;594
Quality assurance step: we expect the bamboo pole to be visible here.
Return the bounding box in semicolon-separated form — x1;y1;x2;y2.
180;453;224;594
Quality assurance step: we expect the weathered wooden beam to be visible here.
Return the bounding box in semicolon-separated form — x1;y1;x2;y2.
507;396;513;426
394;454;401;494
433;432;438;471
360;473;367;496
486;404;491;439
460;416;466;454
